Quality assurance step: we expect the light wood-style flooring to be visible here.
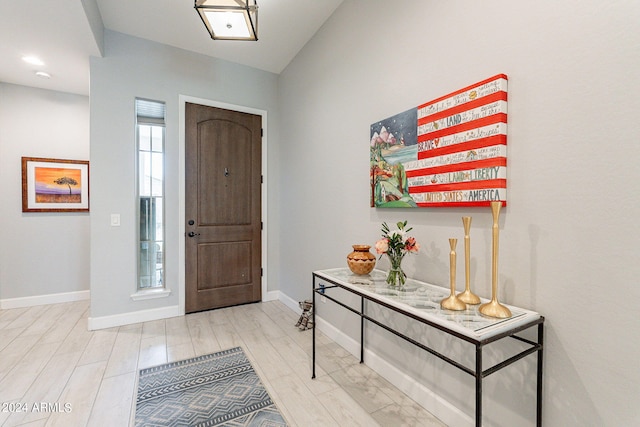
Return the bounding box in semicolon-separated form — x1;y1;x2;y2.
0;299;445;426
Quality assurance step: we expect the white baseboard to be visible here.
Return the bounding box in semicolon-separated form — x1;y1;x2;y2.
0;290;90;309
88;305;183;330
263;290;281;302
279;298;472;427
278;291;302;314
314;314;360;354
88;289;280;331
359;333;473;426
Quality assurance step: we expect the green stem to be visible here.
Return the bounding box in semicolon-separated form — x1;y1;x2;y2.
386;253;406;287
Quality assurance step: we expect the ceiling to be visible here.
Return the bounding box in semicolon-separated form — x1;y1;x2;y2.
0;0;343;96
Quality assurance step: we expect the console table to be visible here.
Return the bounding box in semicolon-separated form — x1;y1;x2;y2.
311;268;544;427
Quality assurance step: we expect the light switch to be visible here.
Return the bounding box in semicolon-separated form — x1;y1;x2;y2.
110;214;121;227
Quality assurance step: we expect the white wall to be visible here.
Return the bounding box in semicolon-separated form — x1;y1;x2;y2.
89;31;280;324
278;0;640;425
0;83;90;305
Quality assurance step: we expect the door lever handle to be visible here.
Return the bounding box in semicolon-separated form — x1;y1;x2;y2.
188;231;201;237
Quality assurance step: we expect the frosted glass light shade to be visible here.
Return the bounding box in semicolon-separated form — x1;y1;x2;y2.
195;0;258;41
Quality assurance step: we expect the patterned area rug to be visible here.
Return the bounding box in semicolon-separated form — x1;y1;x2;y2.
135;347;287;426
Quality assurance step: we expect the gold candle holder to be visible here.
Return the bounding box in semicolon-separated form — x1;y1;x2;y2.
441;238;467;311
479;201;512;318
457;216;480;305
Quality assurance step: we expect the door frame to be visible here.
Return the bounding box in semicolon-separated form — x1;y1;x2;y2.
178;95;270;314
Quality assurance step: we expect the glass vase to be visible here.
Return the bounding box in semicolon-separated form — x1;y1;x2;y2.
386;254;406;287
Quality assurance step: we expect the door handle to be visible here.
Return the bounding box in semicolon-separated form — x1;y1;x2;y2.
188;231;201;237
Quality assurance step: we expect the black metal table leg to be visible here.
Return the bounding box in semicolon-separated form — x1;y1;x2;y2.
312;276;316;379
476;345;483;426
537;322;544;426
360;297;365;363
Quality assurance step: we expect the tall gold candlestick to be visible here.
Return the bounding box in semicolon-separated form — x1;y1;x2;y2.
457;216;480;305
441;239;467;311
479;201;512;318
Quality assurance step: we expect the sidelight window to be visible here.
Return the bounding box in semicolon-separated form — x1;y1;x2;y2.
136;99;165;290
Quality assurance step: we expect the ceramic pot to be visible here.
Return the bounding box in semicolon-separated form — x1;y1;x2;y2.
347;245;376;275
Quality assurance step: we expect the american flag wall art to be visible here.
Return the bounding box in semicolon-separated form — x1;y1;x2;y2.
370;74;508;208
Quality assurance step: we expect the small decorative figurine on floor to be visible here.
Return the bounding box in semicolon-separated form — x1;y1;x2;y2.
295;300;314;330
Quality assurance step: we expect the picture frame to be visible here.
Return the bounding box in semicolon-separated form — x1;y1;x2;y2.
21;157;90;212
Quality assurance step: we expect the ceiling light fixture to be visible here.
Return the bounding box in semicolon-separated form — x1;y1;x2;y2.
22;56;45;66
35;71;51;79
194;0;258;41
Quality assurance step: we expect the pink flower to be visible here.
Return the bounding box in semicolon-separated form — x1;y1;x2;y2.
375;238;389;254
405;237;420;253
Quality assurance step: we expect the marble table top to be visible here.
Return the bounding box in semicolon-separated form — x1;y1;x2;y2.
314;268;542;341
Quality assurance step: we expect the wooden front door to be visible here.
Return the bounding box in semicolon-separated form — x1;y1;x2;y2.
185;103;262;313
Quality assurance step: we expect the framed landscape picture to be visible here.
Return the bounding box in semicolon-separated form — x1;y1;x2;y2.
21;157;90;212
